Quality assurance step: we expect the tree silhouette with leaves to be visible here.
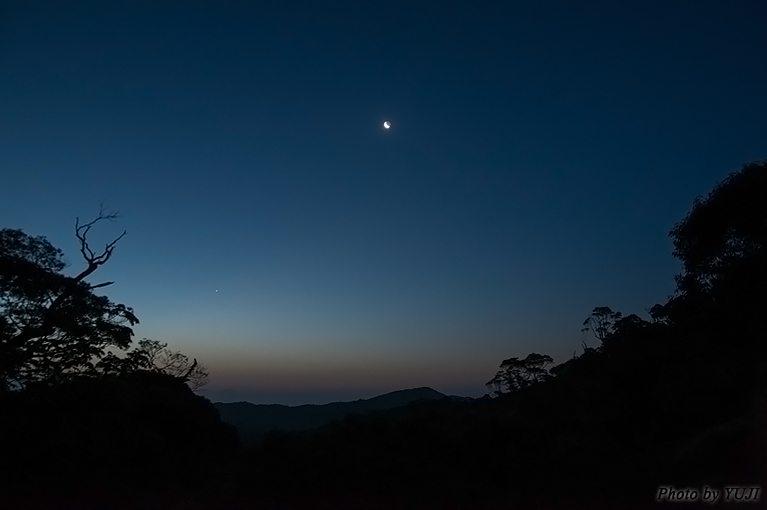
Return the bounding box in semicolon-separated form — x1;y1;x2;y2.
671;161;766;292
486;352;554;396
581;306;622;349
0;209;138;390
97;338;209;391
655;160;767;326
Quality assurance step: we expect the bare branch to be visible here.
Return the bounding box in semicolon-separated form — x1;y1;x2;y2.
88;281;115;290
74;208;126;283
182;358;198;381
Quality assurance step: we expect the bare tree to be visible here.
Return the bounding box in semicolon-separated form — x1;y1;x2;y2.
74;206;126;289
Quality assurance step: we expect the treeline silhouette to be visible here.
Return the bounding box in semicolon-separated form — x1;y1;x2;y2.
1;161;766;508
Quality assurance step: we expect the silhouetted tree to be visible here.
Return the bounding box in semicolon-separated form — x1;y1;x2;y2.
652;160;767;329
613;313;649;333
658;161;767;398
97;338;209;391
581;306;622;347
670;161;766;296
486;352;553;396
0;209;138;390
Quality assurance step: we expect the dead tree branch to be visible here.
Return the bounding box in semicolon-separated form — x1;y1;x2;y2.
74;206;126;282
182;358;198;381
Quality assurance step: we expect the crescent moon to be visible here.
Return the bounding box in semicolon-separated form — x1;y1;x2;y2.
383;121;391;129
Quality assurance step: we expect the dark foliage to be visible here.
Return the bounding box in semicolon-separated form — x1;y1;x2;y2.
670;161;767;295
485;352;553;395
660;160;767;329
98;338;210;391
0;218;138;390
581;306;623;347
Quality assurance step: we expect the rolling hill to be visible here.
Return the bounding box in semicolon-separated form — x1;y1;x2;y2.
214;387;450;444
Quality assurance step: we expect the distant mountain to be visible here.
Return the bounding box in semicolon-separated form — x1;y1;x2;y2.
214;387;449;444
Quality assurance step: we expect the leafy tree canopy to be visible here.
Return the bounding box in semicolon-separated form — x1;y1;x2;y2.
486;352;553;396
0;212;137;390
670;161;767;295
652;161;767;326
581;306;622;348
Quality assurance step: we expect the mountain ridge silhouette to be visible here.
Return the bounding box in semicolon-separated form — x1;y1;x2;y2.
214;386;456;444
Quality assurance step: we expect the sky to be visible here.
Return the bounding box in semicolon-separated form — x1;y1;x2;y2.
2;0;766;405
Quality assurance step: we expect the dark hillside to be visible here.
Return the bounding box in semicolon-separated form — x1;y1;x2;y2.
0;373;239;504
215;386;448;444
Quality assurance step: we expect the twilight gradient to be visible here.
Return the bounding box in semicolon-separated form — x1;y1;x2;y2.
2;0;766;404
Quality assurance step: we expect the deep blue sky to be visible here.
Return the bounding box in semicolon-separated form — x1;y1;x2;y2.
2;1;766;404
